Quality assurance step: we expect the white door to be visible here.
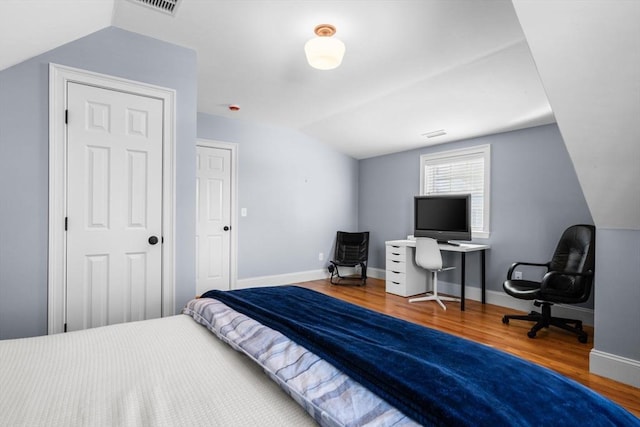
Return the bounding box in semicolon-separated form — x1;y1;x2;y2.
196;146;232;295
66;82;163;331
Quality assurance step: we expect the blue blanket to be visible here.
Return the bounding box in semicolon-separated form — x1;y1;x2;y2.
201;286;639;426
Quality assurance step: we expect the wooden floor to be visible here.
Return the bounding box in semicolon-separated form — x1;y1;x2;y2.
297;278;640;418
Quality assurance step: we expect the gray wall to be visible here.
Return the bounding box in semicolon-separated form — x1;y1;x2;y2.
359;124;594;297
0;27;197;339
594;229;640;361
197;113;359;279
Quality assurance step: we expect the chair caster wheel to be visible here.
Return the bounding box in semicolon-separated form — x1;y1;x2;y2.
578;335;587;344
502;316;509;324
527;330;537;339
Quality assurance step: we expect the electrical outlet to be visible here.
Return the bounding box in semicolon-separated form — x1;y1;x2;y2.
319;252;324;261
514;271;523;280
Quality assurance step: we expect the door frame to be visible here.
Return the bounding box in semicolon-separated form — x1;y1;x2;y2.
48;63;176;334
196;139;238;289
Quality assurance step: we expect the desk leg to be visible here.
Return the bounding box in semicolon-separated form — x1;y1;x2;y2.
460;252;466;311
481;249;486;304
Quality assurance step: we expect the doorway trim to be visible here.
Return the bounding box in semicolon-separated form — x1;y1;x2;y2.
48;63;176;334
196;139;238;289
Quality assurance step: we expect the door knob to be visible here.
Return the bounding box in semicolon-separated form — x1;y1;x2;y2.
148;236;159;245
223;226;230;231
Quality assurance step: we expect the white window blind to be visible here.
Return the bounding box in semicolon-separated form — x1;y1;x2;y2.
420;145;490;236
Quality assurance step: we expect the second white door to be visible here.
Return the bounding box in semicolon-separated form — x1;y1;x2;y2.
196;145;232;295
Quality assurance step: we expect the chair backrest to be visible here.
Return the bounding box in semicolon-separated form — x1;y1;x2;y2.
545;224;596;303
334;231;369;264
414;238;443;271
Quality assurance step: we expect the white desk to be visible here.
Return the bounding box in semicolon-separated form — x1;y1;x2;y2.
385;240;490;311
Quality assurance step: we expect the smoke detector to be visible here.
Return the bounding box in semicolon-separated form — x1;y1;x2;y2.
127;0;181;16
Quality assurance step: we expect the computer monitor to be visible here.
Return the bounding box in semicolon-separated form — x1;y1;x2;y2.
414;194;472;243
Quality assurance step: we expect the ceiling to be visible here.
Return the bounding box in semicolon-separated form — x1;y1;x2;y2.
1;0;555;159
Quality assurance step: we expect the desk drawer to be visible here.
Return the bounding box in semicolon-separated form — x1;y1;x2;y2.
386;270;405;285
385;272;406;296
386;257;406;273
386;245;407;262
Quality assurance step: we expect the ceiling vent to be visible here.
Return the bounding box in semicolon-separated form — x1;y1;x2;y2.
128;0;180;16
421;129;447;139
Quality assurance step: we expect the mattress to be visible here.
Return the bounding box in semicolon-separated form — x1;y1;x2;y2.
0;315;316;427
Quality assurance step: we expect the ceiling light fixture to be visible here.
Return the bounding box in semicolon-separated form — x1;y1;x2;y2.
304;24;345;70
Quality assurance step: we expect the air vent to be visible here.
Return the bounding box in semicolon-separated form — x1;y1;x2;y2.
128;0;180;16
421;129;447;138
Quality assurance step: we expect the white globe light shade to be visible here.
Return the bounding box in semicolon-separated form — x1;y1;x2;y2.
304;36;345;70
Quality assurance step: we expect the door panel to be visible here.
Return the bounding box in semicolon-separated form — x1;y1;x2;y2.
86;146;110;228
66;82;163;331
196;146;231;294
128;150;150;227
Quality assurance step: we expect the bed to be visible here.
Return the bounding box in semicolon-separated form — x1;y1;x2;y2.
1;286;638;426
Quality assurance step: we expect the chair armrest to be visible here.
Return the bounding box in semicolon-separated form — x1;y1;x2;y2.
540;270;594;291
507;261;550;280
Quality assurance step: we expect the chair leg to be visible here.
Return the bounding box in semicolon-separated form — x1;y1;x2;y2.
503;311;542;322
548;317;588;343
502;303;588;343
361;263;367;281
528;317;548;338
409;271;460;310
329;263;339;285
329;264;367;286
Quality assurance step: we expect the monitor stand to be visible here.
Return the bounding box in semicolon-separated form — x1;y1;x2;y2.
438;240;461;246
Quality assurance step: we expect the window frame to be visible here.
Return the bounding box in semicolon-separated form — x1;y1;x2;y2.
419;144;491;239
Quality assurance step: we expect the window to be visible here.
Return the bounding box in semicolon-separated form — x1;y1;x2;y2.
420;145;490;238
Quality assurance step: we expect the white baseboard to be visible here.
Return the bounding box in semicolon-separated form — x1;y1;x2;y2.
235;267;387;289
235;269;329;289
590;349;640;388
367;267;386;279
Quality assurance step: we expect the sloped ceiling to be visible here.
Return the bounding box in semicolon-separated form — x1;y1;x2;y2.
2;1;636;228
513;0;640;230
111;0;555;159
0;0;114;71
1;0;555;160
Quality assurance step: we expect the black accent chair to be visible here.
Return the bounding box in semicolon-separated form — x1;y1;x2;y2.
328;231;369;286
502;224;595;343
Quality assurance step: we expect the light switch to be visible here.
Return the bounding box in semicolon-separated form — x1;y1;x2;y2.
241;208;247;217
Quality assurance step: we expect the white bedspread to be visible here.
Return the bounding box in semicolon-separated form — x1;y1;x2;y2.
0;315;316;427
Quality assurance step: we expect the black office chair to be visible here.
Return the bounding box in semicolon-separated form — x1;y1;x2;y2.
501;224;595;343
328;231;369;286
